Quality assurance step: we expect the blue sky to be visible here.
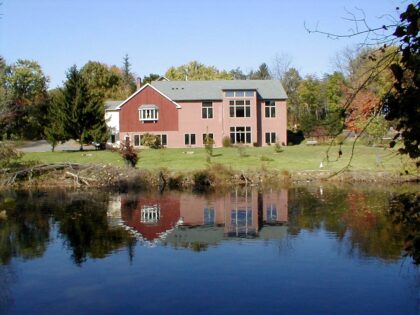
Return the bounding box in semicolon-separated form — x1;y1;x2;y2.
0;0;405;88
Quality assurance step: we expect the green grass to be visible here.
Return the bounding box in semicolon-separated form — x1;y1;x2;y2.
21;144;414;173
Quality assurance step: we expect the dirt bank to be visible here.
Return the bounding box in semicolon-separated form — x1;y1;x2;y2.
1;163;418;191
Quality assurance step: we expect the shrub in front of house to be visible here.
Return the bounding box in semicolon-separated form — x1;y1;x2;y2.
119;142;138;167
141;133;162;149
222;136;231;147
204;134;214;157
274;142;284;153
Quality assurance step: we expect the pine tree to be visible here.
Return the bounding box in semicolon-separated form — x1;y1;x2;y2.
122;54;136;95
57;65;108;151
44;90;67;151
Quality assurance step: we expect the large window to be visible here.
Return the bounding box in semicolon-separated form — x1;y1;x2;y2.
230;126;251;144
139;105;159;122
265;132;276;144
225;90;254;97
202;102;213;119
229;100;251;117
265;101;276;118
185;133;196;145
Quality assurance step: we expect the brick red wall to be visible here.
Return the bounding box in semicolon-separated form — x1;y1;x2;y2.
119;85;179;132
120;196;181;241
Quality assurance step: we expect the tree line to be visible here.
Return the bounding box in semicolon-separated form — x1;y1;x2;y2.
0;51;389;146
0;50;397;150
0;54;138;150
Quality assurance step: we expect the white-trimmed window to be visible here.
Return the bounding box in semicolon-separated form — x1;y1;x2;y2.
139;104;159;122
225;90;254;97
202;102;213;119
230;126;251;144
229;100;251;117
185;134;196;145
134;135;140;146
265;101;276;118
159;134;167;146
265;132;276;144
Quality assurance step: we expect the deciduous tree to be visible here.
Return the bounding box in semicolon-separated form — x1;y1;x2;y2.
142;73;160;85
81;61;126;100
2;59;49;139
165;61;233;80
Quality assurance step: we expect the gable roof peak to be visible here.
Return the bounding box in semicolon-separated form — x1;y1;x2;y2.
116;83;181;110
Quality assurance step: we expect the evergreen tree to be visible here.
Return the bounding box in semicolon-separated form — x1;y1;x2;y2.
122;54;136;94
250;63;272;80
56;65;108;151
44;89;67;151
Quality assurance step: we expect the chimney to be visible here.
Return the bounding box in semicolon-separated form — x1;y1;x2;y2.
136;77;142;90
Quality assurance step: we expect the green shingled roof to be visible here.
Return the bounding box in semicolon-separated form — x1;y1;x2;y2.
151;80;287;101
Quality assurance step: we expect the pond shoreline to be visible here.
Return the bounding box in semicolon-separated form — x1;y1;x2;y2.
1;163;419;190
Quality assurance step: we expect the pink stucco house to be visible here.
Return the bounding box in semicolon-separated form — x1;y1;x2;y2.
105;79;287;148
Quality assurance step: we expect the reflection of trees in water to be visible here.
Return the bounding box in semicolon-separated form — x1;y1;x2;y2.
0;265;16;314
287;186;410;262
388;193;420;264
54;195;136;265
0;191;51;265
0;190;135;266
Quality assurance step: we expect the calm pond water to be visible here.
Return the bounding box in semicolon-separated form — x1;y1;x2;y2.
0;185;418;315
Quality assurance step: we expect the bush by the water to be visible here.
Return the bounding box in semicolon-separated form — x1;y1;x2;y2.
0;143;22;168
193;170;214;191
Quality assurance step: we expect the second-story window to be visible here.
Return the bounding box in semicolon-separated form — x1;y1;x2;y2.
230;100;251;117
225;90;254;97
139;105;159;122
265;101;276;118
202;101;213;118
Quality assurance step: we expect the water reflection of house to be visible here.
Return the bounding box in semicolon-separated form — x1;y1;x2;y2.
108;189;288;247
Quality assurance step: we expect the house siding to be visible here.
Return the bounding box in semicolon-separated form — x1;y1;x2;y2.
260;99;287;145
119;85;179;134
115;82;287;148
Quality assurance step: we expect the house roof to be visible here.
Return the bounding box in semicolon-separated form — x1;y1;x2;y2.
151;80;288;101
116;83;182;110
105;100;123;111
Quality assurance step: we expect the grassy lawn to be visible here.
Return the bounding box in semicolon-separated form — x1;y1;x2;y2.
21;143;413;173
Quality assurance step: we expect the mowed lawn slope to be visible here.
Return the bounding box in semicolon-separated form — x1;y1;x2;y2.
21;144;412;173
